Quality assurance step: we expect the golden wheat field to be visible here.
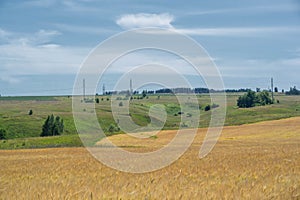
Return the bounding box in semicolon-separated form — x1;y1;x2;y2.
0;117;299;199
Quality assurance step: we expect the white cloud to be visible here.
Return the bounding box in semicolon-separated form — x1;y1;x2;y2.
0;28;10;38
0;28;89;83
1;28;61;46
0;28;11;42
188;4;300;16
54;23;113;35
115;13;300;37
116;13;174;29
177;26;300;37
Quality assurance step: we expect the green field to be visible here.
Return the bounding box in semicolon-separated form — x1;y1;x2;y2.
0;93;299;149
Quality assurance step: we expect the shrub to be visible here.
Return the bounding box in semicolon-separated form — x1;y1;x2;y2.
107;124;120;133
211;103;219;109
119;102;123;107
180;122;188;128
28;109;33;115
204;105;211;111
0;129;7;140
95;98;99;104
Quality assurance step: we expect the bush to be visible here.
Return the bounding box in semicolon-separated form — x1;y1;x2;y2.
119;102;123;107
204;105;211;111
211;103;219;109
0;129;7;140
107;124;120;133
95;98;99;104
28;109;33;115
41;114;64;137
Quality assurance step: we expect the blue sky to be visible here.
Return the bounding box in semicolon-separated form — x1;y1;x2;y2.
1;0;300;95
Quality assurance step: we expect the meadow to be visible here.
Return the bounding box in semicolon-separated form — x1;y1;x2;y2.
0;93;300;149
0;117;299;199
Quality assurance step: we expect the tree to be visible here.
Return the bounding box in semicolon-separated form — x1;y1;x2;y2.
274;87;278;93
256;91;273;105
95;98;100;104
286;86;300;95
237;90;273;108
142;90;147;98
0;129;7;140
28;109;33;115
41;114;64;137
237;90;256;108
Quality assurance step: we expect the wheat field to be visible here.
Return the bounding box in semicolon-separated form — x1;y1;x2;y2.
0;117;299;199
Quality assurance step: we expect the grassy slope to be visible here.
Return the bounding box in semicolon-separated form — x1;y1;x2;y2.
0;93;299;149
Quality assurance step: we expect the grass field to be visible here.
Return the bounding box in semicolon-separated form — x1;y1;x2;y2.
0;93;300;149
0;117;299;199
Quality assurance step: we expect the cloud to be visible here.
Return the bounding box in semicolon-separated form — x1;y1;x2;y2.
54;23;113;35
0;28;89;83
0;28;10;37
116;13;174;29
177;26;300;37
115;13;300;37
1;28;61;46
187;4;300;16
0;28;11;42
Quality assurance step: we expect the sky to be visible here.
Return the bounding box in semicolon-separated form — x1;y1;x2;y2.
0;0;300;95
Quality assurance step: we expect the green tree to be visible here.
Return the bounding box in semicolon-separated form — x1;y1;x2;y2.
286;86;300;95
142;90;147;98
0;129;7;140
237;90;256;108
237;90;273;108
41;114;64;137
256;90;272;105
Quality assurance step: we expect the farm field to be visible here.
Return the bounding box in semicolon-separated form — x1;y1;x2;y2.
0;117;299;199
